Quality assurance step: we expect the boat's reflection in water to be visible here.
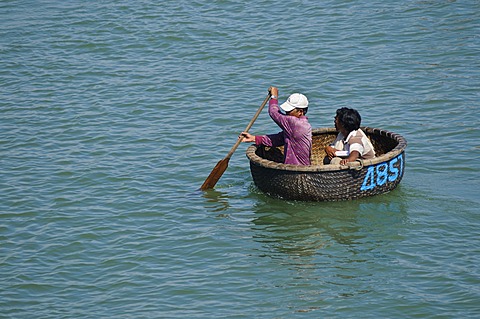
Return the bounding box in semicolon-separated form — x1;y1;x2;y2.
248;188;410;304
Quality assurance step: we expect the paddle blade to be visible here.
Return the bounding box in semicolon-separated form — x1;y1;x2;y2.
200;158;230;191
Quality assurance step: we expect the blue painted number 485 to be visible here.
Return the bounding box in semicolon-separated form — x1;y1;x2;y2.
361;154;404;191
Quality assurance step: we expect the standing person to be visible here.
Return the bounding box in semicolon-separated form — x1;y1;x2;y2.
240;86;312;165
325;107;376;165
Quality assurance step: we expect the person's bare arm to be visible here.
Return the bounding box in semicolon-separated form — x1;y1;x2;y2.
325;145;337;159
340;150;360;165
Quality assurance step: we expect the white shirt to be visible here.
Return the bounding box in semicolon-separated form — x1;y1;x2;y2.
331;129;376;159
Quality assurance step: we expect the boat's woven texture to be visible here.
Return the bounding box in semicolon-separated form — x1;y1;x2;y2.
246;127;407;201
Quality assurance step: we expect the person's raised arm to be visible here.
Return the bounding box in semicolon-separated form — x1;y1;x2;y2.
269;86;278;99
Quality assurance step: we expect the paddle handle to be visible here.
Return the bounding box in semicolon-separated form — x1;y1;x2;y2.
200;91;271;191
225;92;271;159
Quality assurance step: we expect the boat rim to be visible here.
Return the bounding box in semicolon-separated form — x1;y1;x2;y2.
246;126;407;172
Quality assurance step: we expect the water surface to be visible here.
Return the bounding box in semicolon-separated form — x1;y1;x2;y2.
1;1;479;318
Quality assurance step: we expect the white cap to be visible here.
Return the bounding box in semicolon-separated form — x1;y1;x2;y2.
279;93;309;112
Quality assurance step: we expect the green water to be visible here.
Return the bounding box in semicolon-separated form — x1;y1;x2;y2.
1;1;479;318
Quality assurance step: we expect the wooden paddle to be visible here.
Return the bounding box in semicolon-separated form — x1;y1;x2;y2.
200;92;271;191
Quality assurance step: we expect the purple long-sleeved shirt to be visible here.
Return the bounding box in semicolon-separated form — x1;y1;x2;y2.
255;99;312;165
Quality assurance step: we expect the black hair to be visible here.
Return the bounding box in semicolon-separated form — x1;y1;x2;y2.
336;107;361;132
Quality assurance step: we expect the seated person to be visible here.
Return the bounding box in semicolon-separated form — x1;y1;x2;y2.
325;107;375;165
241;86;312;165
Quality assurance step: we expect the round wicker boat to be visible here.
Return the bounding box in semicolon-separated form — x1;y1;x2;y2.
246;127;407;201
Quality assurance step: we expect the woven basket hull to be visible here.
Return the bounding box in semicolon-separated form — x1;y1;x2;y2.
246;127;407;201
